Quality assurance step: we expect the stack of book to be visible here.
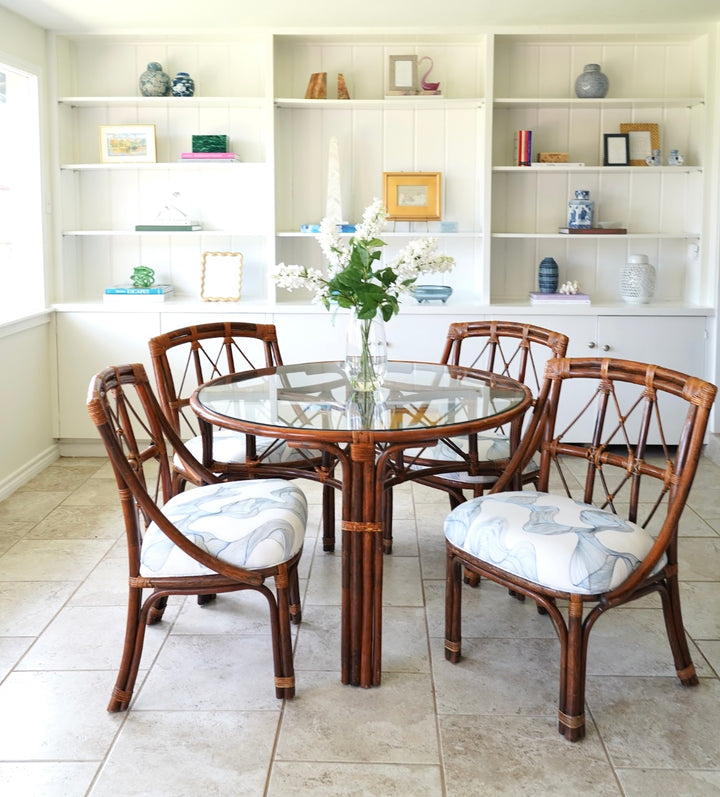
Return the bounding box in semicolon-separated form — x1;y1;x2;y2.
179;152;239;162
529;291;591;305
134;222;201;231
104;284;175;302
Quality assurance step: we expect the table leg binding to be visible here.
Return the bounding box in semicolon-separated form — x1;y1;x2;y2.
342;521;383;533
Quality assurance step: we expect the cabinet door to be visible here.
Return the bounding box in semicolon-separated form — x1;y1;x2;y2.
56;312;161;439
272;313;345;364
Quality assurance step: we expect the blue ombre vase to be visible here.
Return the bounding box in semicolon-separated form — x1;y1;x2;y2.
538;257;559;294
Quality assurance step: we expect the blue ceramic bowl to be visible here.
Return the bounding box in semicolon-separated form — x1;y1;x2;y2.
411;285;453;304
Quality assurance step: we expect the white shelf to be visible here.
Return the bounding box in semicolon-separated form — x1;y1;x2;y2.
58;96;265;108
62;230;262;237
493;166;702;173
492;232;700;239
274;97;484;111
59;162;258;171
493;97;704;108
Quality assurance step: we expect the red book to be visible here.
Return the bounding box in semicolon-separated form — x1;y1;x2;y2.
517;130;532;166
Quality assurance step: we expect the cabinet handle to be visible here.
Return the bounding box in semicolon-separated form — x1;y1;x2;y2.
587;341;596;349
602;344;611;352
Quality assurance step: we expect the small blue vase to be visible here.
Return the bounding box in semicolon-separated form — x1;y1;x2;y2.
172;72;195;97
538;257;559;294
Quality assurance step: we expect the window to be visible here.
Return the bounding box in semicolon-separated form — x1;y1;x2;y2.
0;57;45;322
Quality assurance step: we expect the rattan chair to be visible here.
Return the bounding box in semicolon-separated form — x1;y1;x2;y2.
444;356;717;740
87;363;308;711
382;321;569;552
149;321;337;550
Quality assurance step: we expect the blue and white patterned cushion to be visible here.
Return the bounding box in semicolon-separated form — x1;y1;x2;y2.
140;479;307;578
444;491;665;594
180;429;323;469
406;434;538;484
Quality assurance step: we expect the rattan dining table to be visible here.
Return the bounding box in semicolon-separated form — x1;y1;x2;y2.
189;360;531;688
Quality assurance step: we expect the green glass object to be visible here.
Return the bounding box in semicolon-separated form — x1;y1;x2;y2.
131;266;155;288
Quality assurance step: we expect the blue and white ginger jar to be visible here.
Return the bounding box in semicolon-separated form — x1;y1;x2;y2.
139;62;171;97
568;190;594;229
172;72;195;97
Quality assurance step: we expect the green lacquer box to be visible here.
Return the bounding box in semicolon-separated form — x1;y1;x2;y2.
191;135;229;153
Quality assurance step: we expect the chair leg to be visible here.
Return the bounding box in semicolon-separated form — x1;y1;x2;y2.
558;596;587;741
321;482;336;552
382;486;394;554
288;564;302;625
108;586;147;712
197;593;217;606
444;551;463;664
271;569;296;700
659;573;699;686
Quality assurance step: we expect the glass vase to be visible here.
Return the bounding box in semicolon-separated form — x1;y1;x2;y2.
345;309;387;392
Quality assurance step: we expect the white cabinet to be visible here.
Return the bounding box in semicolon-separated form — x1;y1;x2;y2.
56;311;161;439
512;312;707;441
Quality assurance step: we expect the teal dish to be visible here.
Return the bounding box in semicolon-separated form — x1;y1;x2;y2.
412;285;452;304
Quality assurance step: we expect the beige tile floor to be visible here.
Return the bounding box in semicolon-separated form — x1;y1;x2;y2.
0;455;719;796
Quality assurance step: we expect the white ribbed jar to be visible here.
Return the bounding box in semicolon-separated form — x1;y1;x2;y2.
620;254;656;304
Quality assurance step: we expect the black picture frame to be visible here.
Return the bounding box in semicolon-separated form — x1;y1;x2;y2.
603;133;630;166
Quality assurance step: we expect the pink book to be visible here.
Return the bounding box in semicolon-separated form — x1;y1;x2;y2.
180;152;238;159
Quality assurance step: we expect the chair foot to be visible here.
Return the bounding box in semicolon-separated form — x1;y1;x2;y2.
197;593;217;606
275;676;295;699
146;596;168;625
558;711;586;742
463;569;480;587
444;639;461;663
322;540;335;552
290;603;302;625
508;589;526;602
383;540;393;554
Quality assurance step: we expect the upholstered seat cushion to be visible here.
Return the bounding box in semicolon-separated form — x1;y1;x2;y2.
140;479;307;577
406;434;538;484
444;491;664;594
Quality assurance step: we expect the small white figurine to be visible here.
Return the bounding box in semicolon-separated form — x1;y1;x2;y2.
645;149;662;166
559;280;580;295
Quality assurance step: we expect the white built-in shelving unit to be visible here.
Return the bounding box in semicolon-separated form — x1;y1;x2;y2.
49;27;717;441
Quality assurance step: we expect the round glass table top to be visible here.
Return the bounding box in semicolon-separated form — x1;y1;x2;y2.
192;360;530;439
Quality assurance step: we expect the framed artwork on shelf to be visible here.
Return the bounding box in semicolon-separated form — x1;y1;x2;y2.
200;251;243;302
383;172;442;221
619;123;660;166
388;55;419;94
99;124;157;164
603;133;630;166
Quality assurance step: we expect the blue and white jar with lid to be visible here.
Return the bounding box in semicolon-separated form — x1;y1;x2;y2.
172;72;195;97
568;190;594;229
139;62;171;96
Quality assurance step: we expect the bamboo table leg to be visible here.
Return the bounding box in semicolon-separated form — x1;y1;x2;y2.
341;438;383;687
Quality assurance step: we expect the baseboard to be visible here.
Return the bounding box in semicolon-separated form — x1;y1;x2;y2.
0;445;60;502
57;439;107;458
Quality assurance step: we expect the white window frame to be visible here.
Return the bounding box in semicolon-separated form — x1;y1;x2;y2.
0;53;46;324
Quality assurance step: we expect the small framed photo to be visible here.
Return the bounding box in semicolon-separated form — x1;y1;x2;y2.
619;123;660;166
603;133;630;166
388;55;419;94
383;172;441;221
200;251;243;302
99;124;157;164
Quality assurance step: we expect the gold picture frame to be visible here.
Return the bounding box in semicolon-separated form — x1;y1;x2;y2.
619;123;660;166
383;172;442;221
99;124;157;164
200;251;243;302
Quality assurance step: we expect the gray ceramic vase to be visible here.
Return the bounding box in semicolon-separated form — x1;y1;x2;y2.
574;64;609;98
